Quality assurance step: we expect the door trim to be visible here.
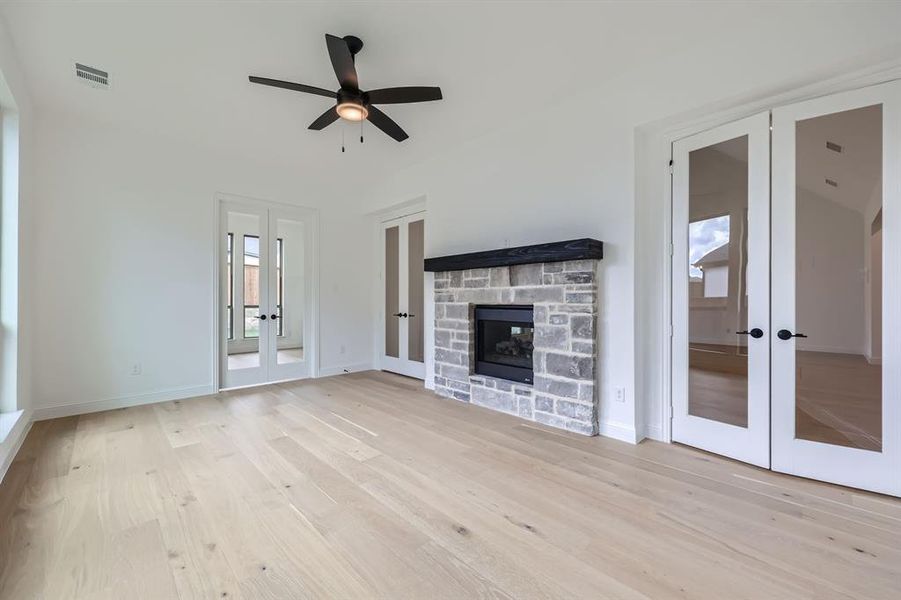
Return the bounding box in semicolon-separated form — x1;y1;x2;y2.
214;193;320;391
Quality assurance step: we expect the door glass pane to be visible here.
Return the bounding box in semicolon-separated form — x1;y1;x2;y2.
794;104;882;451
407;219;425;363
227;212;260;370
687;135;749;427
276;218;304;365
385;226;400;358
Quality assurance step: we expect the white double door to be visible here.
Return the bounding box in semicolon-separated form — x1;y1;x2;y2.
220;200;314;389
672;81;901;496
380;213;426;379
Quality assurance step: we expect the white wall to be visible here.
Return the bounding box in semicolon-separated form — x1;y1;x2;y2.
30;111;374;416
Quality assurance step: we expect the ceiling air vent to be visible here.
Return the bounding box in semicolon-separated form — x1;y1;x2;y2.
75;63;109;89
825;178;839;188
826;141;842;153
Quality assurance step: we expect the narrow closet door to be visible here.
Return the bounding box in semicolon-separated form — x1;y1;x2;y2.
381;213;426;379
671;112;771;467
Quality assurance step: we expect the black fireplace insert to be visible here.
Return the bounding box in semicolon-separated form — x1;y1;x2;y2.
474;305;534;384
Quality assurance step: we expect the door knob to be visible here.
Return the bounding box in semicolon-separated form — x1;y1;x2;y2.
270;314;279;320
401;312;408;318
259;314;267;320
736;328;764;339
777;329;807;340
392;312;404;317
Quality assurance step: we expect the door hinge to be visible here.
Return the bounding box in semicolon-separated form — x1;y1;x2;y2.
668;159;673;174
669;242;674;257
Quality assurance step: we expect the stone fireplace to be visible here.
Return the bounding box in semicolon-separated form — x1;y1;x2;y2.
427;239;603;436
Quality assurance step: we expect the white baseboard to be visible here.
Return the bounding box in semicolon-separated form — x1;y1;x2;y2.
642;423;664;442
0;409;33;485
317;362;373;378
598;419;639;444
32;385;215;421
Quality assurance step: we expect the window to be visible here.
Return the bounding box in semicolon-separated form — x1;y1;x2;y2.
226;233;234;340
244;235;260;338
689;215;730;298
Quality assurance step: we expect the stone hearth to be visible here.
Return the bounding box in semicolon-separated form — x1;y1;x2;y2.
433;260;599;435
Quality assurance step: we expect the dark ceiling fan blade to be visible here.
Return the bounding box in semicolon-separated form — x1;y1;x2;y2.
367;106;408;142
308;106;340;130
325;34;359;90
248;76;336;98
367;87;443;104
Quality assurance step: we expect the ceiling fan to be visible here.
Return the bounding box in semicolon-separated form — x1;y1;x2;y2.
249;34;442;142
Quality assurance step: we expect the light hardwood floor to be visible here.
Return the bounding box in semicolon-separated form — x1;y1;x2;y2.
1;371;899;599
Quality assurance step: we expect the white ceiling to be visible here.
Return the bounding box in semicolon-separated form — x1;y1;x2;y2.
0;1;695;188
3;1;901;199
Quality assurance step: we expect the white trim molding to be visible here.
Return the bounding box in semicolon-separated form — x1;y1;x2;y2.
32;385;214;421
318;362;375;378
0;409;32;485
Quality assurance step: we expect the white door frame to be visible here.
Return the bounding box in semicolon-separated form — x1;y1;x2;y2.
377;210;426;379
771;80;901;496
671;111;771;468
214;193;320;391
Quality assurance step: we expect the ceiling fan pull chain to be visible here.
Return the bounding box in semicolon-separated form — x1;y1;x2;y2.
341;125;345;153
360;119;364;144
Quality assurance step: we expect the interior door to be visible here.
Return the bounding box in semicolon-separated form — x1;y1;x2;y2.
221;202;271;389
381;213;426;379
771;80;901;496
671;112;771;467
265;206;313;382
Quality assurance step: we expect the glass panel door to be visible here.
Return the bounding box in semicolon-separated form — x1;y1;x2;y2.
380;213;426;379
266;209;312;382
772;81;901;496
222;204;269;388
671;112;770;468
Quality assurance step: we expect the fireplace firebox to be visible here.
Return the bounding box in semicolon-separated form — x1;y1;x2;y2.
474;305;534;384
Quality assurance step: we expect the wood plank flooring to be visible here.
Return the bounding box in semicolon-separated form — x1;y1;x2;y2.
0;371;899;599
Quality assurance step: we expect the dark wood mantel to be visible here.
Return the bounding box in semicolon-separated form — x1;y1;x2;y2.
424;238;603;272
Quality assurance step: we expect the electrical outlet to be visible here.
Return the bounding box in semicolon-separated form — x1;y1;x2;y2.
131;363;142;376
615;387;626;403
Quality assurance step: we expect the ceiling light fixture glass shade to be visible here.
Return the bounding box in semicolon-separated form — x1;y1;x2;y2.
337;102;368;122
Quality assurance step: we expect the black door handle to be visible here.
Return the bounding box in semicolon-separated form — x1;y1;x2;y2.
408;314;415;318
270;314;279;320
736;328;764;339
401;312;408;318
392;312;404;317
259;314;267;320
777;329;807;340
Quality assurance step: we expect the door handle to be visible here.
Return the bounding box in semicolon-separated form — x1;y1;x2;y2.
270;314;279;320
258;314;267;320
392;312;404;317
777;329;807;340
407;314;415;318
401;312;408;318
736;328;764;339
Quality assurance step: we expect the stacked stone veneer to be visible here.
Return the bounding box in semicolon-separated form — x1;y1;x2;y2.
433;260;599;435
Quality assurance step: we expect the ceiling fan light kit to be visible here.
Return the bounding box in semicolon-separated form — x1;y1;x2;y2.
249;33;442;143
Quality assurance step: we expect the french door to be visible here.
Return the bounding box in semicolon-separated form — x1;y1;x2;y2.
380;213;426;379
771;81;901;496
673;81;901;496
220;200;314;389
672;112;771;468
